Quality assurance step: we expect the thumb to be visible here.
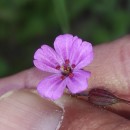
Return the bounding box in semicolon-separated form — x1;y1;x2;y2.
0;90;63;130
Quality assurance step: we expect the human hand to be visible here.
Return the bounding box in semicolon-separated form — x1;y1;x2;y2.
0;35;130;130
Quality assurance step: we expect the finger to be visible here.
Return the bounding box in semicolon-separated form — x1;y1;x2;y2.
87;35;130;97
55;95;130;130
0;68;50;96
84;35;130;117
0;90;63;130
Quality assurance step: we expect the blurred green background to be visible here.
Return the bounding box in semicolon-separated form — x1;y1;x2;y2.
0;0;130;77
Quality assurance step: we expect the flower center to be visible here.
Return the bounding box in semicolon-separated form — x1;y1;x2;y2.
56;59;75;79
62;66;72;76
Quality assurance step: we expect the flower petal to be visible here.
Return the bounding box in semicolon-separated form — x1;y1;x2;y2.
34;45;62;73
54;34;77;61
33;60;58;73
67;70;91;93
69;38;93;69
37;74;66;100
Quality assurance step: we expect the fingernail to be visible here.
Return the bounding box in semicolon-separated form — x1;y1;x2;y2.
0;90;63;130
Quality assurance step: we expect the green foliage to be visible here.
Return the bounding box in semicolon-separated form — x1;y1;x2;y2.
0;57;9;76
53;0;69;33
0;0;130;76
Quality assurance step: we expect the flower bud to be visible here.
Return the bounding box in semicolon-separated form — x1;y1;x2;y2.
76;88;130;106
88;88;120;106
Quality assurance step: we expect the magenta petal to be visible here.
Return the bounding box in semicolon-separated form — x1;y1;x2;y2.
70;39;93;69
54;34;76;61
37;74;66;100
33;60;59;73
34;45;62;73
67;70;90;93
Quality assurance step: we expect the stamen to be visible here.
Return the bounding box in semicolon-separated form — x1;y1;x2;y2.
69;73;74;78
64;66;67;70
61;75;65;80
61;60;73;78
72;64;76;68
56;65;60;70
65;59;70;65
63;66;71;75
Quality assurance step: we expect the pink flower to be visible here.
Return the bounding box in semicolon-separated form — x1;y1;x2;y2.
33;34;93;100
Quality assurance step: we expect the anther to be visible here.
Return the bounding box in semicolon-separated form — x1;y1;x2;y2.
65;59;70;65
69;73;74;78
71;64;76;68
61;75;65;80
56;65;60;70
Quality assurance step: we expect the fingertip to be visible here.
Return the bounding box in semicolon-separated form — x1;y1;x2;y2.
0;90;63;130
85;35;130;96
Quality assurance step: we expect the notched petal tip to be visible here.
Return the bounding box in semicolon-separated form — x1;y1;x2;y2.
54;34;76;61
33;44;62;73
55;34;73;39
69;37;94;69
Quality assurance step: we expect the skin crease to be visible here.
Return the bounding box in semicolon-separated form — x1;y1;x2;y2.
0;35;130;129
